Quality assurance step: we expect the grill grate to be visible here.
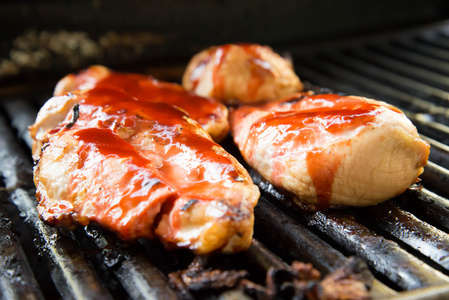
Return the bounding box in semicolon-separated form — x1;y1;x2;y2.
2;21;449;299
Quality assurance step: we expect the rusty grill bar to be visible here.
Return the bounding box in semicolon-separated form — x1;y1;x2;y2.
2;22;449;299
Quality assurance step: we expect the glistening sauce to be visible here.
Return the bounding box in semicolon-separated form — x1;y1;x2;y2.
64;68;228;134
245;94;386;209
43;87;250;240
67;88;245;196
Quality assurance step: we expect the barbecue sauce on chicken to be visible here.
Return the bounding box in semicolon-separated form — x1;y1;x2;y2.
81;71;226;133
66;88;244;195
53;66;230;142
34;82;259;253
239;94;404;209
190;44;274;101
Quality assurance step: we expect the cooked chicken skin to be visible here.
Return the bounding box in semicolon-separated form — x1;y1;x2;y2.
182;44;304;104
32;88;259;254
230;93;430;210
52;65;229;142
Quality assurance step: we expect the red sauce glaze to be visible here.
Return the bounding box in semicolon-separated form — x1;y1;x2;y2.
306;148;343;210
94;72;226;130
44;86;251;239
267;93;403;114
69;127;176;239
63;87;246;202
190;57;210;90
211;45;230;100
74;127;150;167
191;44;274;101
244;94;394;209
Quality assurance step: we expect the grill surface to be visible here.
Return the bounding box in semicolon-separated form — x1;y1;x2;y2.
2;21;449;299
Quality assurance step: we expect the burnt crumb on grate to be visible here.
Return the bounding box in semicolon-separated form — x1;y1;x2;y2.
318;257;373;300
244;257;372;300
169;256;372;300
168;256;249;299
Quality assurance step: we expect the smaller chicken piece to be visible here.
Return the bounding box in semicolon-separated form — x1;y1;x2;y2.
230;93;430;210
182;44;304;104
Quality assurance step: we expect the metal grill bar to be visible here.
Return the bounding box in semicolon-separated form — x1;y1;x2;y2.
392;38;449;63
421;162;449;194
373;43;449;75
251;171;449;291
243;239;289;271
352;47;449;91
412;119;449;146
3;99;38;149
254;197;347;275
416;35;449;53
398;189;449;232
306;210;449;290
362;202;449;270
82;226;179;300
421;135;449;169
333;50;449;105
0;206;44;300
114;251;178;300
0;113;113;300
295;55;446;115
254;193;397;297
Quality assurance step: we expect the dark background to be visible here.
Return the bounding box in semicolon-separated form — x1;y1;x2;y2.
2;0;449;89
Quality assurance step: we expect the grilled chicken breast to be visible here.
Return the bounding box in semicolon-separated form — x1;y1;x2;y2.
31;87;259;254
52;65;229;142
230;93;430;210
182;44;304;104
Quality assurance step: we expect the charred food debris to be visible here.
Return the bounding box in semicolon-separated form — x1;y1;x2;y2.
168;256;372;300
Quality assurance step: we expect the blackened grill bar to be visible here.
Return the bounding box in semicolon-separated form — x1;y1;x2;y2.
81;226;179;300
397;189;449;232
421;162;449;195
362;202;449;270
0;113;114;300
2;21;449;300
250;171;449;291
0;206;44;300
